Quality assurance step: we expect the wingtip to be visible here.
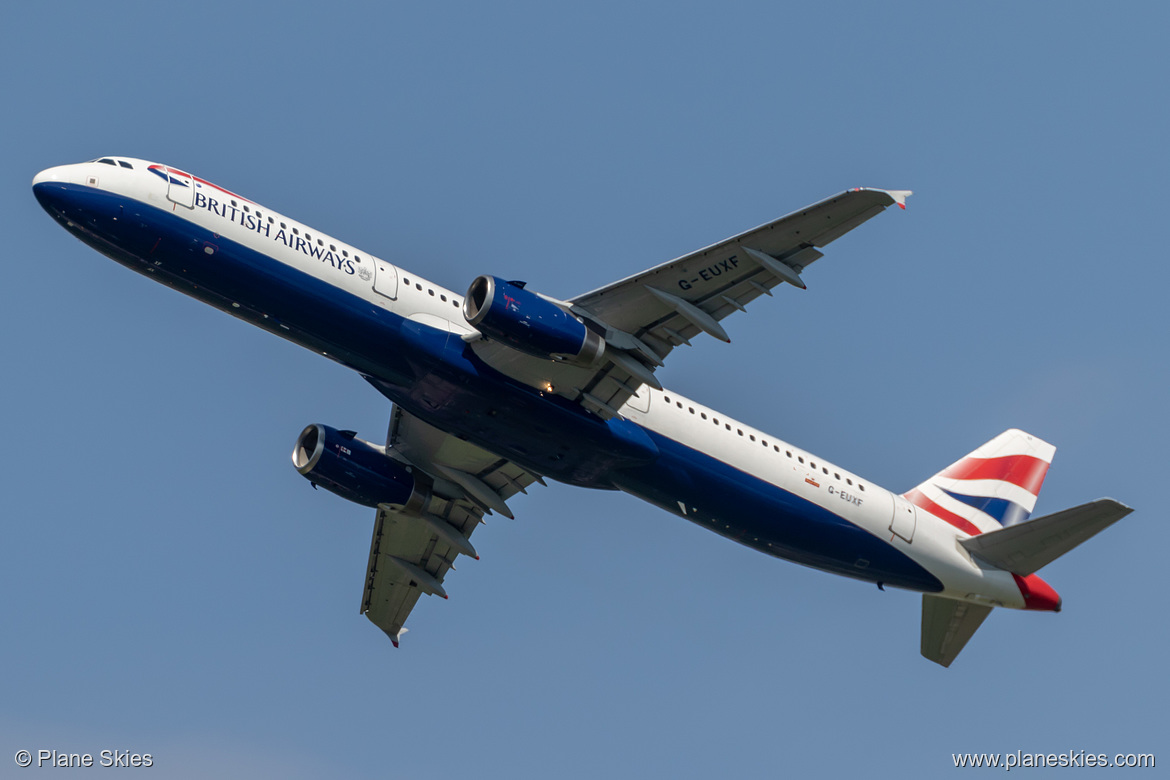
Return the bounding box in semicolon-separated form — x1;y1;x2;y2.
888;189;912;209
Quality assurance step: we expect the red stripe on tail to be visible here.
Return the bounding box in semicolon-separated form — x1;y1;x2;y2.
905;489;982;536
939;455;1050;496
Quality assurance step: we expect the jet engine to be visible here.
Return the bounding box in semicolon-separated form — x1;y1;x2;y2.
292;424;430;509
463;275;605;365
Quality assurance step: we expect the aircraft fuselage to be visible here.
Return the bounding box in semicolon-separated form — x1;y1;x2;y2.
33;157;1056;613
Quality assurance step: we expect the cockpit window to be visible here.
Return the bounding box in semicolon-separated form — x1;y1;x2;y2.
118;161;133;169
97;158;116;166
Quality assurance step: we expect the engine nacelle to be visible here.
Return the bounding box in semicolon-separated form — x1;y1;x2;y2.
463;275;605;365
292;424;430;509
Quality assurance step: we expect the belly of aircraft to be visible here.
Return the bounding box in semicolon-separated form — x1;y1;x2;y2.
610;432;944;592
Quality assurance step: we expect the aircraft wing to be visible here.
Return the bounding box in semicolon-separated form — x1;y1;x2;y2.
360;405;542;646
469;188;909;419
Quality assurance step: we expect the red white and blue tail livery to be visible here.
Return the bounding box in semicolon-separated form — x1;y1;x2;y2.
32;157;1132;666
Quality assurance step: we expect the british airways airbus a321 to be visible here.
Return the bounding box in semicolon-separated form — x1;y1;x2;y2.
33;157;1131;666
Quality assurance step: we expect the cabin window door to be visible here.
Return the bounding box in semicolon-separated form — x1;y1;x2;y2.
890;494;917;543
372;258;399;299
164;167;195;209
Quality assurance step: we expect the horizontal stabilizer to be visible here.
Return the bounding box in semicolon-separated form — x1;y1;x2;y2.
960;498;1132;576
921;595;993;668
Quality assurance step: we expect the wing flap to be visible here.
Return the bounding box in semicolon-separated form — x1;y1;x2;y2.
362;506;430;645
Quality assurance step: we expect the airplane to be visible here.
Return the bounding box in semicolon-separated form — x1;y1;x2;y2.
32;157;1132;666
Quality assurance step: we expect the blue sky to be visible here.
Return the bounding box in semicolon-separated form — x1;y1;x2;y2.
3;2;1166;777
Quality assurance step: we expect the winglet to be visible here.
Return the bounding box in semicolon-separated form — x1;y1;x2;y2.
389;627;408;648
887;189;912;209
851;187;912;209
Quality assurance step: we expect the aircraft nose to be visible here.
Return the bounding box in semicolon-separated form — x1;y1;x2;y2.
33;165;71;187
32;164;83;216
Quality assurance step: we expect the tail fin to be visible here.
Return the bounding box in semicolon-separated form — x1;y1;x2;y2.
904;429;1056;536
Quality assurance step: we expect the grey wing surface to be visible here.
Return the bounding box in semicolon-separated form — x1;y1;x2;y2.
468;188;910;419
361;405;543;645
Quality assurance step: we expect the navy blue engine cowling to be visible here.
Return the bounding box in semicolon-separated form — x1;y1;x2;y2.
292;424;427;509
463;275;605;365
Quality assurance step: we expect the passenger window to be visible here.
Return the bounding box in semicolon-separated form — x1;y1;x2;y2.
318;239;324;246
231;200;237;207
859;485;866;492
749;435;755;441
700;413;707;420
441;295;447;302
664;396;671;403
725;424;731;430
737;429;743;436
330;245;336;251
676;402;682;408
688;407;694;414
810;461;817;469
798;456;805;464
293;228;299;235
822;467;828;474
415;283;422;290
846;479;852;485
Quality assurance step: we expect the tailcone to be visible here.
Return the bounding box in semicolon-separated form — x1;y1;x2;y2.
1013;573;1062;612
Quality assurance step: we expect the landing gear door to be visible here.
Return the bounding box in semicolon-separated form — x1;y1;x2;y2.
890;494;917;543
165;166;195;209
372;257;398;300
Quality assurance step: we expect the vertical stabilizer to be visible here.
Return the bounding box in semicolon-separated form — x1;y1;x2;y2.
904;429;1055;536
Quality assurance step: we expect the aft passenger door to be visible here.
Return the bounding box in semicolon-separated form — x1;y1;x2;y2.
890;494;917;543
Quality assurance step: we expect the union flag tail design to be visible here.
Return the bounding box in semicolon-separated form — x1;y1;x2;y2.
904;429;1055;536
